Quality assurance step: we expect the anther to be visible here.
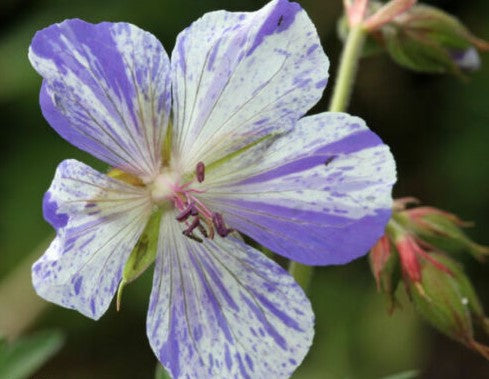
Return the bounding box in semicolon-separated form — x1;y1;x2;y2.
198;223;208;238
212;212;234;237
176;202;197;222
183;232;203;243
196;161;205;183
183;218;204;243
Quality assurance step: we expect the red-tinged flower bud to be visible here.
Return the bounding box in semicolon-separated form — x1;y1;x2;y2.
431;253;489;338
351;2;489;76
395;235;422;283
400;206;489;261
369;236;401;311
409;252;489;360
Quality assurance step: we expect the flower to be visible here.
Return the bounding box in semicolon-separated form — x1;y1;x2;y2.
29;0;396;377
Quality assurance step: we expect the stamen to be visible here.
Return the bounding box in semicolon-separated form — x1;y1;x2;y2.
183;232;203;243
196;161;205;183
176;202;197;222
183;217;204;243
212;212;234;237
198;223;208;238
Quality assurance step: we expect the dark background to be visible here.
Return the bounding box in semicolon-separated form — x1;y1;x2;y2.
0;0;488;377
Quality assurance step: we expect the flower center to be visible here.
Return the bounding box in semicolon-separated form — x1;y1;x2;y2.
150;169;181;205
149;162;233;242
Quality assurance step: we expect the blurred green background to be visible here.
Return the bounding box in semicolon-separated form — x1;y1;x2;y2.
0;0;488;378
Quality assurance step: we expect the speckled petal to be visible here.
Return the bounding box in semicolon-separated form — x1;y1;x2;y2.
32;159;152;319
147;212;314;378
202;112;397;265
29;20;171;181
171;0;329;172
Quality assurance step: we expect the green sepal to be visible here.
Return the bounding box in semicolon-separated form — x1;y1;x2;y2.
409;253;474;345
154;363;172;379
383;25;461;75
429;254;489;336
117;210;162;310
417;213;489;261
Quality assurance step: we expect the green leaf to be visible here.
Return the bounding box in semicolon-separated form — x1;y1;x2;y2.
0;330;64;379
117;210;162;310
380;369;420;379
154;363;171;379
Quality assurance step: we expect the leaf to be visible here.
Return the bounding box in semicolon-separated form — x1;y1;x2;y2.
0;330;64;379
380;369;420;379
154;363;172;379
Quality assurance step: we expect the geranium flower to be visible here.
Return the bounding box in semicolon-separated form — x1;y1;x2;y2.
28;0;396;377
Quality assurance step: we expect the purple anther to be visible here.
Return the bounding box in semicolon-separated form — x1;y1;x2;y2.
183;217;201;235
196;161;205;183
190;206;199;216
183;217;203;243
176;202;197;222
212;212;234;238
198;223;208;238
182;231;203;243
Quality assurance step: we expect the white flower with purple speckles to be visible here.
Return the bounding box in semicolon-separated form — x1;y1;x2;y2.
29;0;396;378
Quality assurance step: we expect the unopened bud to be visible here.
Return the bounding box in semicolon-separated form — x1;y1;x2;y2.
369;236;401;311
366;3;489;75
409;253;489;359
402;206;489;261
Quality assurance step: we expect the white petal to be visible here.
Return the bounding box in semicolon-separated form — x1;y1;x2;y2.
33;159;152;319
147;212;314;378
202;112;397;265
29;20;171;181
171;0;329;172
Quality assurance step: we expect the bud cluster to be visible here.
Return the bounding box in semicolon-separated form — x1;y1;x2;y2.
370;198;489;359
340;1;489;76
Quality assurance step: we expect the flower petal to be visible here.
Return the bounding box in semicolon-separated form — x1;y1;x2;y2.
203;112;397;265
147;213;313;378
171;0;329;172
33;159;152;319
29;20;171;181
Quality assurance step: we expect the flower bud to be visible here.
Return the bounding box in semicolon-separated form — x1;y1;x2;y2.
401;206;489;261
368;3;489;75
369;236;401;311
409;253;489;359
371;199;489;360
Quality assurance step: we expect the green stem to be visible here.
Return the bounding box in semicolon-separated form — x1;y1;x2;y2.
0;238;51;339
329;25;366;112
288;25;367;291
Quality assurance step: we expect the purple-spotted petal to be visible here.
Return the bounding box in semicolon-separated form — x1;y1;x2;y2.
33;159;152;319
202;112;397;265
29;20;171;181
171;0;329;172
147;213;313;378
